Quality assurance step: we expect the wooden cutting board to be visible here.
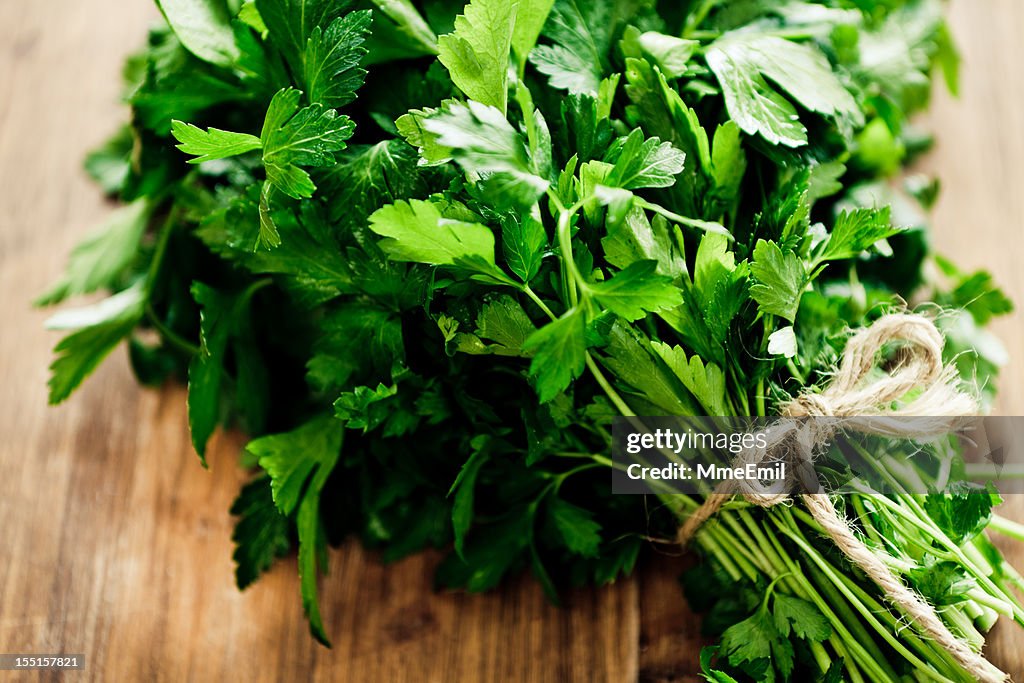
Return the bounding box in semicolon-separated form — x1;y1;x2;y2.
1;1;1022;680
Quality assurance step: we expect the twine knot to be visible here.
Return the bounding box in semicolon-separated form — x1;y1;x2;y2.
676;313;1007;682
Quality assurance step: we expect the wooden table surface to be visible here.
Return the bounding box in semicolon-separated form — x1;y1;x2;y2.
1;1;1022;681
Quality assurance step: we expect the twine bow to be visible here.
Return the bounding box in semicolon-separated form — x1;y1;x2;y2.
676;314;1007;683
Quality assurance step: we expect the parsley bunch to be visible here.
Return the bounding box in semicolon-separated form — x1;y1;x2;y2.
43;0;1020;679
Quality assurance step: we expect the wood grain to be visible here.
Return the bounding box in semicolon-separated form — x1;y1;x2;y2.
0;1;1021;681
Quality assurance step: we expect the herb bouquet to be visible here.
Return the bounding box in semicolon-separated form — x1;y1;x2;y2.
43;0;1022;680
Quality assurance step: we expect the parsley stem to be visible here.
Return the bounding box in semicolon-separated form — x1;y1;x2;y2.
808;639;832;676
846;439;1024;622
698;526;754;582
585;353;634;417
786;358;805;384
144;304;200;356
139;202;203;356
897;495;1024;622
553;462;604;489
636;198;731;238
522;285;557;321
830;640;866;683
721;513;773;573
239;277;273;306
734;510;898;679
556;209;582;307
850;496;887;548
774;509;952;681
144;205;178;299
683;0;718;38
988;514;1024;543
988;554;1024;596
554;452;615;467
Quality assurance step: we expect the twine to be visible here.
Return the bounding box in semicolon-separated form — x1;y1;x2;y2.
676;314;1007;683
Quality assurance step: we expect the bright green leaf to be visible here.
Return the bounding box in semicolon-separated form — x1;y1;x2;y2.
585;261;683;321
304;11;371;108
522;309;587;402
171;120;262;163
749;239;806;322
437;0;515;113
156;0;241;66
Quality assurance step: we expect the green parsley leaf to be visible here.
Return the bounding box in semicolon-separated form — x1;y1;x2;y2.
308;303;404;393
255;0;349;76
254;87;355;247
170;121;263;163
364;0;438;64
261;87;355;197
449;436;491;558
395;106;452;165
511;0;555;65
437;0;515;114
598;322;696;415
237;2;268;35
602;207;686;278
422;100;550;207
476;295;536;354
664;232;748;360
820;207;902;261
501;213;547;282
45;282;146;404
36;198;152;306
908;557;977;606
650;342;728;415
622;27;698;80
603;128;687;190
710;121;746;204
699;646;740;683
435;510;531;592
749;239;806;322
156;0;241;66
924;481;1001;545
720;604;777;671
297;465;340;644
230;476;291;589
585;261;683;321
529;0;613;95
247;415;343;644
187;280;270;462
84;125;133;194
333;382;400;432
304;10;371;108
546;496;602;557
244;206;353;306
705;45;806;148
187;282;234;464
522;309;587;402
321;141;427;222
932;256;1014;327
707;34;862;147
368;198;507;281
772;594;831;642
